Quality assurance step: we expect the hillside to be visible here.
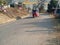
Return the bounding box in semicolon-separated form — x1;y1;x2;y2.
0;7;29;24
0;13;16;24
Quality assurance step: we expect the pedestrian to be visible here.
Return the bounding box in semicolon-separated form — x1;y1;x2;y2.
32;8;39;18
32;8;37;18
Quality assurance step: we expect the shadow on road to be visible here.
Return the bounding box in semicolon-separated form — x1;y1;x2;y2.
46;37;60;45
22;18;57;34
24;18;54;30
24;17;33;19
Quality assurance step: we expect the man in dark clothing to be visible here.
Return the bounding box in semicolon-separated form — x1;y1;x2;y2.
32;9;37;18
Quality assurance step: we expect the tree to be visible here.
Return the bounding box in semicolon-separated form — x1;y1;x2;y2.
0;0;3;5
0;0;8;5
47;0;58;13
37;0;45;13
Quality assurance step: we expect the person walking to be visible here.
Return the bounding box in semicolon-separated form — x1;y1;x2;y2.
32;8;37;18
32;7;39;18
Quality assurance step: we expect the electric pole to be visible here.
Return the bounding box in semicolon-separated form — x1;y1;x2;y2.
55;0;59;14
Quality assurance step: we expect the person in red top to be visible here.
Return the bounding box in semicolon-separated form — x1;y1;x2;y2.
32;8;39;18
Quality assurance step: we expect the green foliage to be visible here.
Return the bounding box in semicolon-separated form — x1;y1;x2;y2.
47;0;58;13
0;0;2;5
0;0;8;5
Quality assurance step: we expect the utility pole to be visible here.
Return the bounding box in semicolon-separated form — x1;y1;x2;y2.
54;0;59;14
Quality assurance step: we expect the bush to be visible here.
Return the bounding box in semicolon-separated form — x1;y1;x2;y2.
0;1;2;5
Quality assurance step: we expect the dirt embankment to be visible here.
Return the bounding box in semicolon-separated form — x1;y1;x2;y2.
0;7;29;24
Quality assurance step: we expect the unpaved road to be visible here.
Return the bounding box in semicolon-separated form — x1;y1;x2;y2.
0;14;59;45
